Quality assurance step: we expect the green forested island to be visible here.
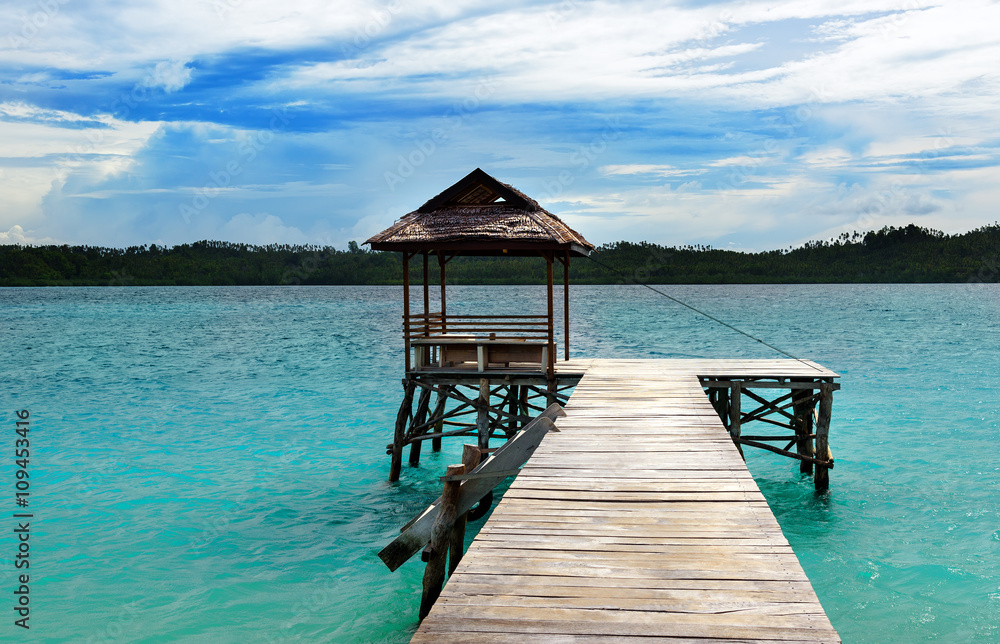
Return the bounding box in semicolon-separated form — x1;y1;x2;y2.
2;224;999;286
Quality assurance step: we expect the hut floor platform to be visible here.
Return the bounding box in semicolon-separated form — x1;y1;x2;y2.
412;358;840;643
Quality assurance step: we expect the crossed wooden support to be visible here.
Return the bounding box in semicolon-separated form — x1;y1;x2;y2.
387;375;576;481
703;377;838;491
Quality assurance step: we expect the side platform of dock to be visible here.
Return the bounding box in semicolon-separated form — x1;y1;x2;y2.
412;359;841;643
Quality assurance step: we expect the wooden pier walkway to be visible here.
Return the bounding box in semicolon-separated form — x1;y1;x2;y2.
413;359;841;643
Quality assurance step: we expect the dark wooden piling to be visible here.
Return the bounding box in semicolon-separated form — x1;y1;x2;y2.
408;387;432;466
389;380;415;482
476;378;490;450
729;381;744;459
791;381;816;475
419;463;464;620
815;382;834;491
430;386;448;452
506;385;519;436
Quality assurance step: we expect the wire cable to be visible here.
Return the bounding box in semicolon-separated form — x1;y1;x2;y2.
586;254;823;372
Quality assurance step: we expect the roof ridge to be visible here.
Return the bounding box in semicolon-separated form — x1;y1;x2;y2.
365;168;593;254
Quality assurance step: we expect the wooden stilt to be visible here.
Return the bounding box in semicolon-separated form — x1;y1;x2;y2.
791;382;816;475
476;378;490;450
729;382;744;460
815;382;833;491
431;385;448;452
419;463;464;620
390;380;415;481
506;385;518;436
546;380;557;408
409;386;432;466
719;385;730;429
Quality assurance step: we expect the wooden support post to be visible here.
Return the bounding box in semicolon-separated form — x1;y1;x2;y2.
390;380;415;481
546;253;554;378
730;381;744;460
564;251;570;361
409;386;432;466
403;253;411;373
419;463;464;620
476;378;490;450
448;445;482;576
438;252;447;335
519;386;529;422
422;252;429;327
507;385;519;435
718;386;730;428
791;382;816;475
431;385;448;452
815;382;834;491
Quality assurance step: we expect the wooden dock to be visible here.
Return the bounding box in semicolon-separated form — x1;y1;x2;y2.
412;359;841;643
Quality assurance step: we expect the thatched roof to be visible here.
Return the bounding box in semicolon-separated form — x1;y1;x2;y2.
366;168;593;256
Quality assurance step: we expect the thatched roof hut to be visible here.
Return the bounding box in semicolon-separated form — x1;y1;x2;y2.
366;168;593;256
366;168;592;377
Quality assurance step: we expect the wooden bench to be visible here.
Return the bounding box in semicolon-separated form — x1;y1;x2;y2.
411;337;548;372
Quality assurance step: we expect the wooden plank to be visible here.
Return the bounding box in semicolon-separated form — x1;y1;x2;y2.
416;617;837;642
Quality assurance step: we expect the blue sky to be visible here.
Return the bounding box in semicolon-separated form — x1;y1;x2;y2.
2;0;999;250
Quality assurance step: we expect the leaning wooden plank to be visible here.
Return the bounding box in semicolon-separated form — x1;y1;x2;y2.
396;403;567;534
379;404;565;571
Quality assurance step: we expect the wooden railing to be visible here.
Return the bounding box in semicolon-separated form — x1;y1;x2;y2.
404;313;552;341
403;313;555;374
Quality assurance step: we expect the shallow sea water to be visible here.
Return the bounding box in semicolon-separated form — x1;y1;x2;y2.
2;284;998;642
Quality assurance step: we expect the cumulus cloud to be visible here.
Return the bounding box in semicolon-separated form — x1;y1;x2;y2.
218;213;309;245
148;60;192;93
0;225;28;244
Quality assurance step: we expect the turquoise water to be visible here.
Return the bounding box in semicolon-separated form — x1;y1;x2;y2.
2;284;999;642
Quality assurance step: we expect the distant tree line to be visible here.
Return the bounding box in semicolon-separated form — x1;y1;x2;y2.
2;224;999;286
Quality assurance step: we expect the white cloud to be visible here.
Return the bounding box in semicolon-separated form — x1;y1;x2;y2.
218;213;310;245
799;147;853;168
601;164;706;178
267;0;1000;114
0;224;59;246
0;225;28;244
709;156;776;168
149;60;192;93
